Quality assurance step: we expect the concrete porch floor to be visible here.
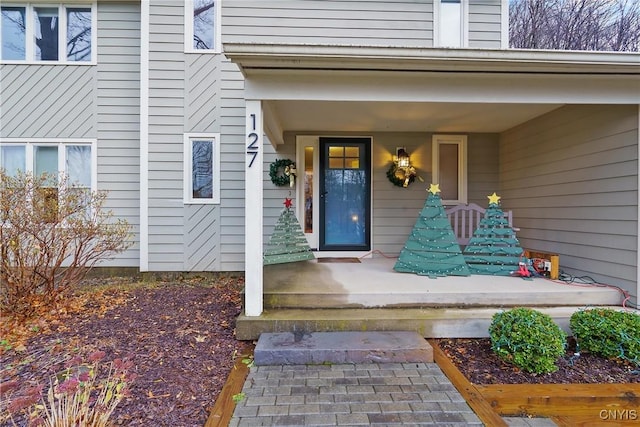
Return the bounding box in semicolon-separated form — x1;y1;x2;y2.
262;257;622;308
235;257;625;340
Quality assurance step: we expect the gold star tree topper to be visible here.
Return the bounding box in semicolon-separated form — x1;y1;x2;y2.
487;192;501;205
428;183;441;194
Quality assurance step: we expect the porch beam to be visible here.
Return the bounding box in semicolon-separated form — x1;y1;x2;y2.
244;71;639;105
263;101;284;147
245;100;264;317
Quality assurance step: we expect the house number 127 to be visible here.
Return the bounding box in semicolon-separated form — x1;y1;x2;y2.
247;113;259;168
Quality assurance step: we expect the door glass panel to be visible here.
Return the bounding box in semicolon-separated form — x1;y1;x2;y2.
439;144;459;200
345;146;360;169
323;143;368;248
328;158;344;169
328;146;344;157
303;146;313;234
344;146;359;158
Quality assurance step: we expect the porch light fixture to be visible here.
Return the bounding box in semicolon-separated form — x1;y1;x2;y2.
387;147;423;188
397;148;410;169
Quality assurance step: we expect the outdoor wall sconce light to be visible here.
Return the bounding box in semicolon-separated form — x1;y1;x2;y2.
397;148;410;169
387;147;423;188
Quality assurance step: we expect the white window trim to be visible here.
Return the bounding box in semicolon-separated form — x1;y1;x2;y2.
0;2;97;65
0;138;97;190
501;0;509;49
433;0;468;48
432;134;467;205
184;0;221;54
183;133;220;204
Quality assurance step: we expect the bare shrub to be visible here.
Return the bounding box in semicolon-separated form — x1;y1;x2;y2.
0;171;132;317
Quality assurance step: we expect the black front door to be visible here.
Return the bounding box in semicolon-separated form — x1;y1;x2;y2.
319;137;371;251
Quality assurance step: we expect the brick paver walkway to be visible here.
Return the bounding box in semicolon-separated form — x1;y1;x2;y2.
229;362;483;426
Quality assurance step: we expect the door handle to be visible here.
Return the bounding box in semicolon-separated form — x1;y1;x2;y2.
320;191;328;198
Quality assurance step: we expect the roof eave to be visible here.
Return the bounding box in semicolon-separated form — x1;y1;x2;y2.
223;43;640;75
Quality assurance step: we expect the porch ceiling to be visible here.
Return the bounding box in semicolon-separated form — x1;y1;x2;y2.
266;100;562;134
228;43;637;142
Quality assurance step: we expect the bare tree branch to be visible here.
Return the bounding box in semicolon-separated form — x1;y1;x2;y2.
510;0;640;51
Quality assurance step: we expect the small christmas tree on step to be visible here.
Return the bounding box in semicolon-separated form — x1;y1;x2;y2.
463;193;524;276
394;184;470;278
264;198;315;265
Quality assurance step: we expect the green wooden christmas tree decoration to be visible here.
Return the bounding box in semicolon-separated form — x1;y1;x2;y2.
394;184;470;278
264;198;315;265
463;193;524;275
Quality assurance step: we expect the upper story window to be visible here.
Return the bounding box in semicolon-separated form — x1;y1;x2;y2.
1;3;95;63
185;0;220;53
436;0;467;48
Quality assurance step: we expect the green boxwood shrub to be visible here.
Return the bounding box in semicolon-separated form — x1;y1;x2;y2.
489;307;567;374
570;308;640;364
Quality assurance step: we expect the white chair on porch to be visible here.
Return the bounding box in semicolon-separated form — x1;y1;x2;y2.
445;203;516;247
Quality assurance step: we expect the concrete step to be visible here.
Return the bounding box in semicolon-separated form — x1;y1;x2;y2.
236;305;625;341
253;331;433;365
263;285;622;309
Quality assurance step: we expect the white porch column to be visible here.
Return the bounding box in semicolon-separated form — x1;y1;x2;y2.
245;100;264;316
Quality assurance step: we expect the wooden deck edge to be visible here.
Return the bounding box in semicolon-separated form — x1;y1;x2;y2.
476;382;640;418
428;339;508;427
204;350;253;427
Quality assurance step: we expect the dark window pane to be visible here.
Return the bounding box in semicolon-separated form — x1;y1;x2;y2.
35;187;59;223
192;140;213;199
1;7;26;60
304;146;313;233
67;8;91;61
34;7;59;60
1;146;26;176
66;145;91;187
439;144;459;201
193;1;215;49
440;1;462;47
35;146;58;176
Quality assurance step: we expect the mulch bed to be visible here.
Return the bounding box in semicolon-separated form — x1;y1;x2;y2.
3;276;639;426
437;337;640;384
1;276;252;427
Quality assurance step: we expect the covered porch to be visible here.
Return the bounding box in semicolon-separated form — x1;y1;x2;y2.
225;43;640;335
235;257;625;340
